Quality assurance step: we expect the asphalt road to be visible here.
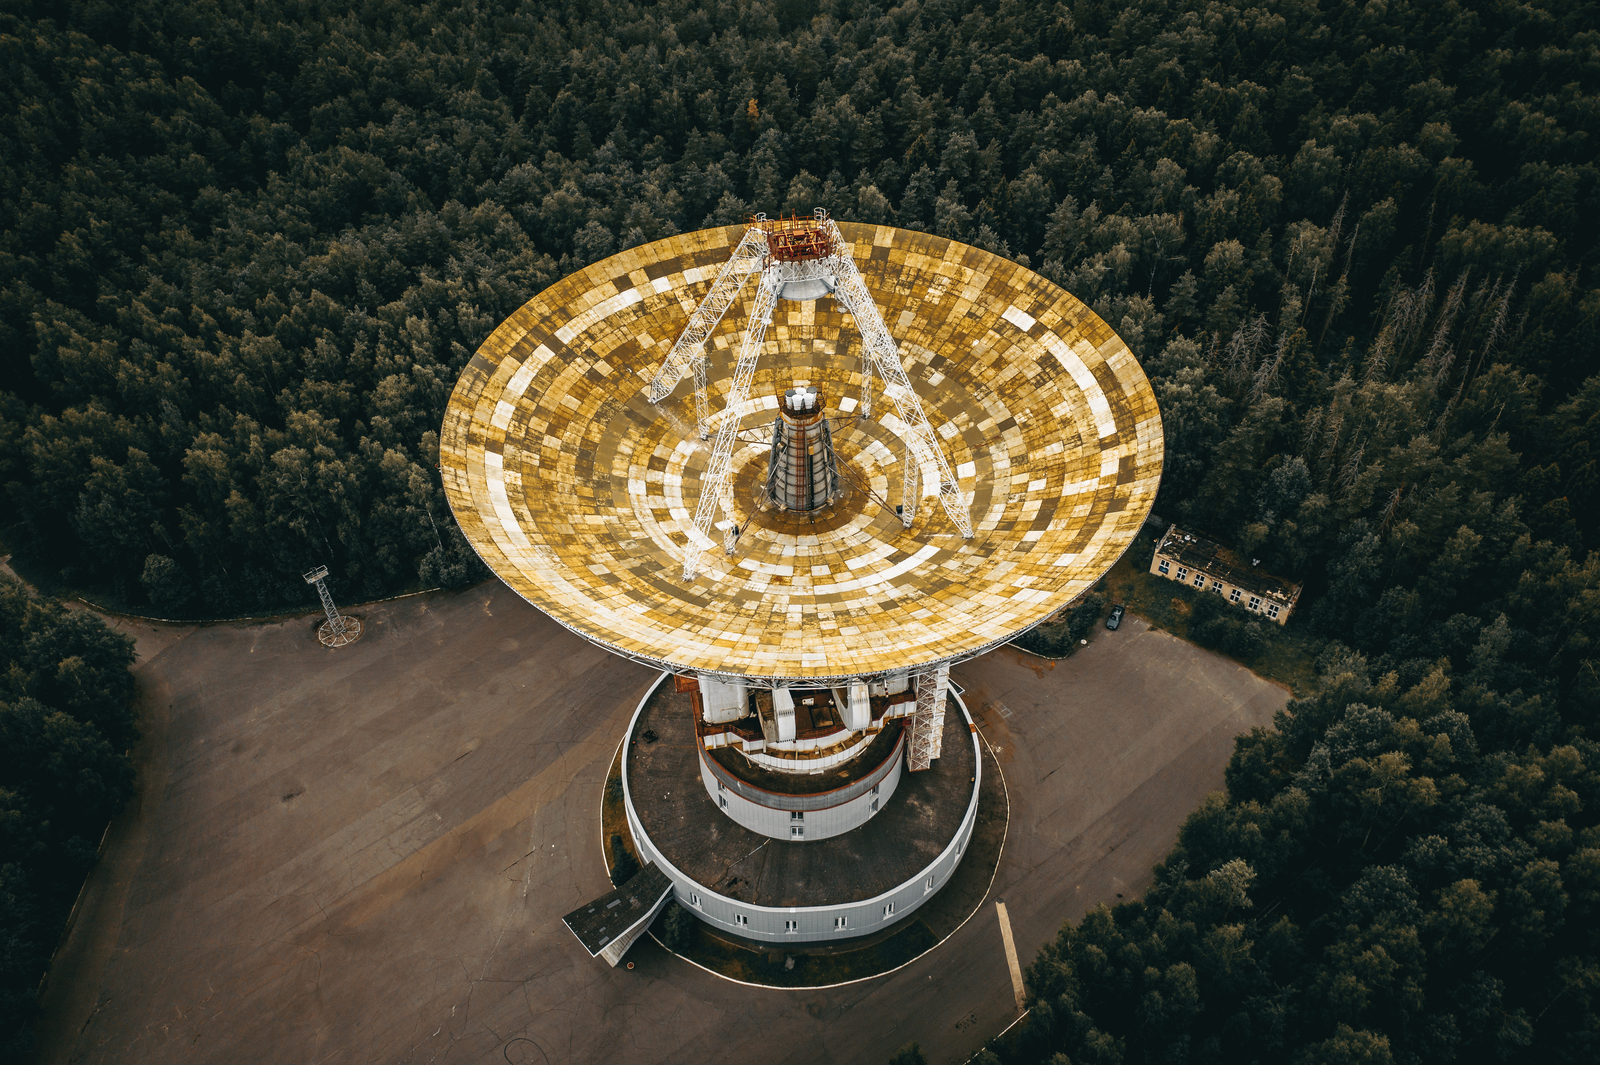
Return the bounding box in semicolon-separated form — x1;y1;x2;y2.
34;582;1287;1065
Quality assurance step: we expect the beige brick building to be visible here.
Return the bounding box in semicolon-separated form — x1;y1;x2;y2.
1149;524;1302;625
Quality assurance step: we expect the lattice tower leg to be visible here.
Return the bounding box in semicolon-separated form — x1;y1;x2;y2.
901;439;918;528
314;578;345;636
823;222;973;538
681;271;781;582
648;227;768;404
691;348;711;440
860;354;874;419
907;664;949;772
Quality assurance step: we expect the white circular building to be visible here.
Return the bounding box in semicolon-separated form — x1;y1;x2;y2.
440;213;1163;957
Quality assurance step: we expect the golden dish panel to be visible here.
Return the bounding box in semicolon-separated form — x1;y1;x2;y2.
440;223;1164;681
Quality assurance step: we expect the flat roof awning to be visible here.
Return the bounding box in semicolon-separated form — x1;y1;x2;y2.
562;863;674;966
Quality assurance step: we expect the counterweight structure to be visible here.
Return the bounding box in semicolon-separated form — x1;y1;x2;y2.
441;216;1164;954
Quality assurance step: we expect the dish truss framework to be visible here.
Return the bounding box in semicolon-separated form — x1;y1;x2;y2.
647;211;973;582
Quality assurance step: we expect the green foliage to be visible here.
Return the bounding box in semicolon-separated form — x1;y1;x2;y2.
0;0;1585;618
888;1043;928;1065
1016;592;1107;656
609;833;639;887
0;579;136;1056
0;582;137;751
990;638;1600;1064
660;899;696;953
1187;590;1269;661
138;554;190;615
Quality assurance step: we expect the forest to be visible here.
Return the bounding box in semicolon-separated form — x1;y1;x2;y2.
0;581;135;1058
0;0;1597;1060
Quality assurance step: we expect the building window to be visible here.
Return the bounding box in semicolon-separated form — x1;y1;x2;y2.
716;779;724;791
1248;596;1262;611
1229;588;1241;603
718;795;727;809
734;914;748;927
791;826;804;838
925;876;934;893
1268;604;1281;619
790;810;804;820
1193;572;1205;587
834;916;848;930
1158;559;1170;575
784;920;798;934
1176;566;1188;581
871;783;880;795
883;901;896;917
1212;579;1223;593
690;893;701;908
871;799;879;812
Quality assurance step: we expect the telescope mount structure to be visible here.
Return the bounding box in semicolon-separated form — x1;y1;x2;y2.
440;212;1163;959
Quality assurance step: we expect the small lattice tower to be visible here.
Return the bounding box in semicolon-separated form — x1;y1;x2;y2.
303;566;363;648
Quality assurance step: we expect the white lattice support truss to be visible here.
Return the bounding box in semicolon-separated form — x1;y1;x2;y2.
860;352;874;418
822;219;973;539
648;227;769;439
907;663;950;771
650;214;973;582
901;438;918;528
680;273;781;581
690;352;711;440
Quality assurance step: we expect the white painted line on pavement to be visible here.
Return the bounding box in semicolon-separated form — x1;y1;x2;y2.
996;899;1025;1013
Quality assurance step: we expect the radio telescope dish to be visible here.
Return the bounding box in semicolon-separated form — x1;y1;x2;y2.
440;222;1163;684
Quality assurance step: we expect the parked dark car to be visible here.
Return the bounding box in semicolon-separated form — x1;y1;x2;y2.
1106;604;1126;630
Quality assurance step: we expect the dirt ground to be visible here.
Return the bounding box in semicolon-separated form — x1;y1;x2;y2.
33;583;1286;1065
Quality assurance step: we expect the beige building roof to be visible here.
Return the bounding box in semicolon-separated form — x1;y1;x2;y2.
1155;525;1302;604
440;223;1164;682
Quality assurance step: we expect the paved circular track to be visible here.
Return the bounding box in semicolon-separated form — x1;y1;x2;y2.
440;223;1163;683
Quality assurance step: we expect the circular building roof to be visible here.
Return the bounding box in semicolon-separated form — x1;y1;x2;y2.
441;223;1163;683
